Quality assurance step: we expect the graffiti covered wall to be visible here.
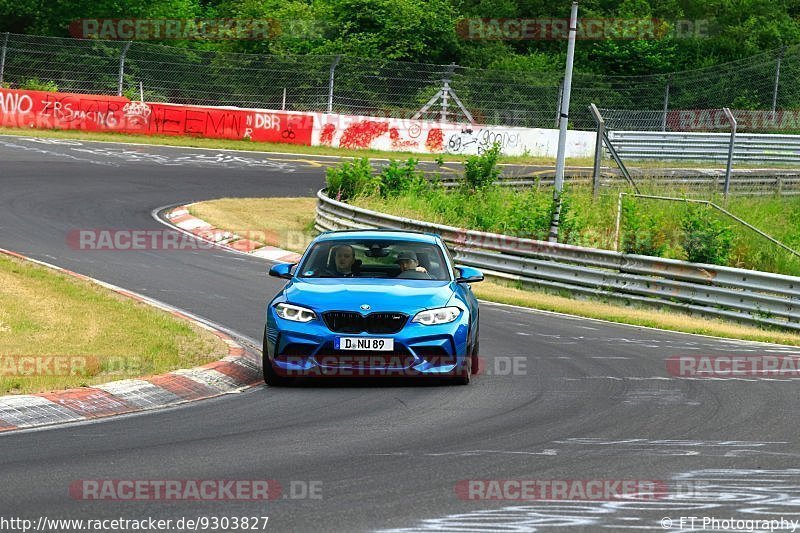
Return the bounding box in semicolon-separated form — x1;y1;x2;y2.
313;114;595;158
0;88;595;157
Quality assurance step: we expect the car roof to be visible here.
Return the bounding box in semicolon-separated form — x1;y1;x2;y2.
314;229;441;245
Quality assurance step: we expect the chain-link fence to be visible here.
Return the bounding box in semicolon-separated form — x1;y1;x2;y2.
0;32;798;130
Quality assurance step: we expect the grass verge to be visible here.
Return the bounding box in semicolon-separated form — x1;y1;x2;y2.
188;197;317;253
354;184;800;277
0;254;228;394
189;196;800;346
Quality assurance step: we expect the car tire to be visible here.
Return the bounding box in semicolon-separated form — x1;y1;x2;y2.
262;326;292;387
447;350;472;386
471;335;480;376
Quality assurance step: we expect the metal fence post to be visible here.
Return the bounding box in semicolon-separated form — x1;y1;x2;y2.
327;55;342;113
549;1;578;243
661;75;671;131
554;79;564;128
772;46;786;115
441;63;456;123
723;107;737;200
0;32;9;85
117;41;131;96
589;104;605;199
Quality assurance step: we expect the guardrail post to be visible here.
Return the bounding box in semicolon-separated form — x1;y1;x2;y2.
117;41;131;96
589;103;605;199
722;107;737;200
0;32;9;85
327;55;342;113
614;192;625;251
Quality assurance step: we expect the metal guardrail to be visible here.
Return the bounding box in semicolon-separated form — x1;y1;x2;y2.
438;172;800;193
609;131;800;164
315;189;800;331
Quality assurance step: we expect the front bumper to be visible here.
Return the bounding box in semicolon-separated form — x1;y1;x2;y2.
265;306;471;378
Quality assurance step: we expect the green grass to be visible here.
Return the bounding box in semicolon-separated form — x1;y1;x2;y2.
353;183;800;277
0;254;227;393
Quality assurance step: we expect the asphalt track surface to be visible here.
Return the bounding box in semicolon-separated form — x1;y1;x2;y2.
2;135;800;532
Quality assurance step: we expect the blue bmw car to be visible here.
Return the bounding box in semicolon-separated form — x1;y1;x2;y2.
263;229;483;385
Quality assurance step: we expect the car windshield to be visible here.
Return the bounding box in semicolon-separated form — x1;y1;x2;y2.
298;239;450;281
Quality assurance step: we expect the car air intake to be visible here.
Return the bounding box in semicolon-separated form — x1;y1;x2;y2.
323;311;408;334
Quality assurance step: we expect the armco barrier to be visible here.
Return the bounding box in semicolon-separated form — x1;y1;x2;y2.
609;130;800;164
315;189;800;331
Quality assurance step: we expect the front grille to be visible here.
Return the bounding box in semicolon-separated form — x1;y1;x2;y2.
323;311;408;334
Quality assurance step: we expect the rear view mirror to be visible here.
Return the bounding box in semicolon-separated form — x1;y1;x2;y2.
268;263;295;280
455;265;484;283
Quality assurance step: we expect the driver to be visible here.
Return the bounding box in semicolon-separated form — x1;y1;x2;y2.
330;244;358;277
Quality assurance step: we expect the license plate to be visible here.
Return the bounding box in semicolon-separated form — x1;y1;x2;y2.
335;337;394;351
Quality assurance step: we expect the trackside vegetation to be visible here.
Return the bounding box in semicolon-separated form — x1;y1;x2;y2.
0;254;227;394
325;146;800;277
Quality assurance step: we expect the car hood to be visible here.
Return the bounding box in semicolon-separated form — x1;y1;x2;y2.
283;278;455;313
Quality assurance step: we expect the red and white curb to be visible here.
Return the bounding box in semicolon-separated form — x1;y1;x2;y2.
0;248;263;433
164;205;302;263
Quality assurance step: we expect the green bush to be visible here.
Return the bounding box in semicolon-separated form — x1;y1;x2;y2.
20;78;58;92
325;157;375;201
620;197;666;256
376;158;426;198
462;142;501;191
680;204;735;265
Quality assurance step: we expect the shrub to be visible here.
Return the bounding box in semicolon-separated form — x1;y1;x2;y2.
680;204;735;265
620;197;666;256
20;78;58;92
462;142;501;191
377;158;425;198
325;157;375;201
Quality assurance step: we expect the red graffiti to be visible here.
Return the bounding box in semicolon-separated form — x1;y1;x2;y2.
339;120;389;149
425;128;444;152
0;88;313;146
320;123;336;145
389;127;417;150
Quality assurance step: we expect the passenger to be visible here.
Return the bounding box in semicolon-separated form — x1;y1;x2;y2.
396;250;429;278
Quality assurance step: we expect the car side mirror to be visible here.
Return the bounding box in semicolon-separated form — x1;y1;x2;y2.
268;263;295;280
455;265;484;283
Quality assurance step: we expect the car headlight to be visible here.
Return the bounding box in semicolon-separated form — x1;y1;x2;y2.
411;306;461;325
275;303;317;323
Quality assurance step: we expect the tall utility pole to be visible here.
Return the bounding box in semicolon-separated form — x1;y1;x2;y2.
548;1;579;243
